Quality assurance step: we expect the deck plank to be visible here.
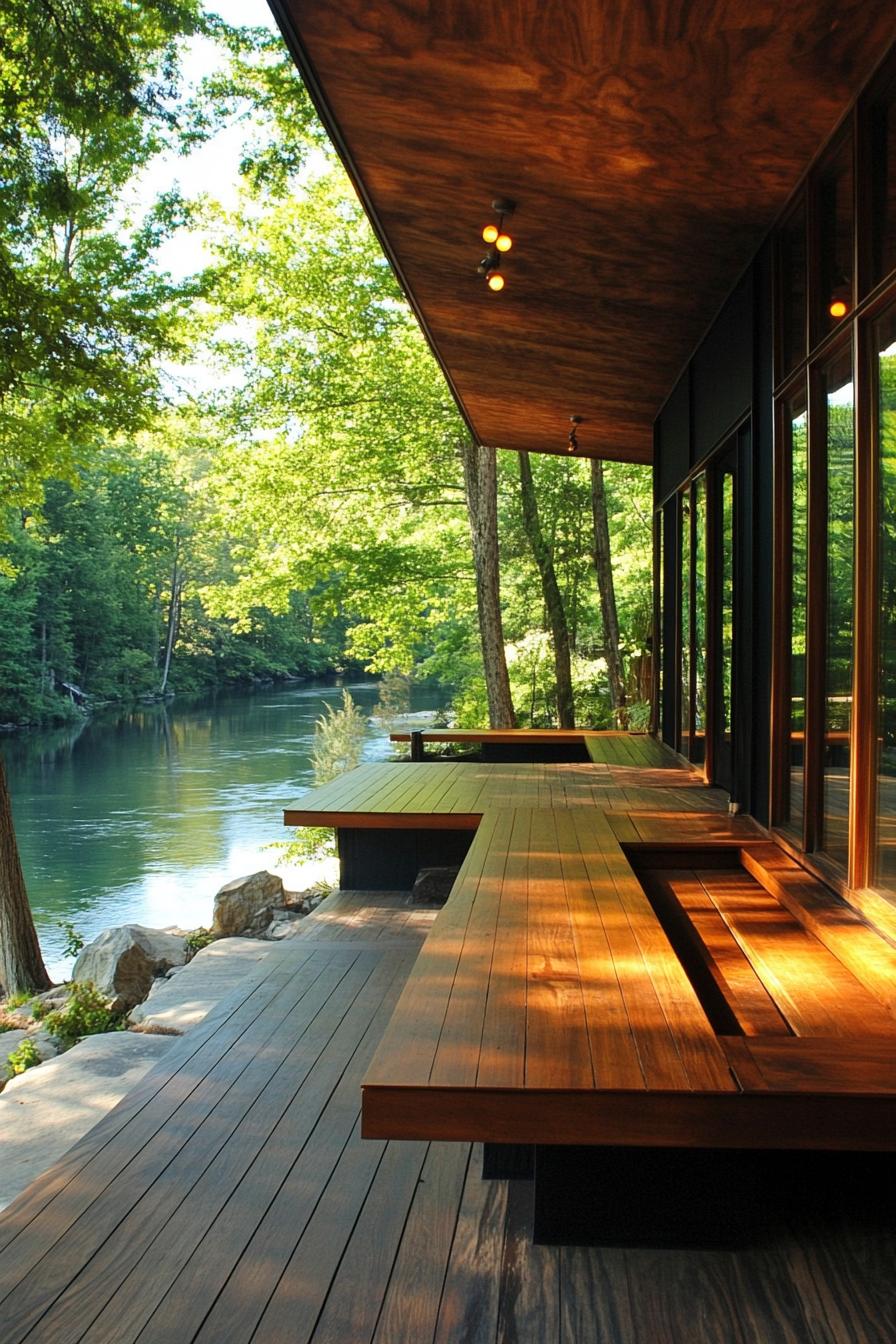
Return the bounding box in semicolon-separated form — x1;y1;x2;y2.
1;892;895;1342
702;871;896;1038
10;951;404;1344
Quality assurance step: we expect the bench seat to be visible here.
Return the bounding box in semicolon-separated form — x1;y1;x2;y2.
362;808;896;1153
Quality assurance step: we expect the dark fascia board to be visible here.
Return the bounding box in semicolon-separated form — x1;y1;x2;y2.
267;0;481;451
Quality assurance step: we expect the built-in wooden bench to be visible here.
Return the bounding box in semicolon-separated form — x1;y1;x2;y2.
362;809;896;1149
390;727;679;767
284;759;720;888
361;807;896;1238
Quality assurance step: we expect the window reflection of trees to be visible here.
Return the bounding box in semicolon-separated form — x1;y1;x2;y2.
787;406;808;835
822;363;854;866
876;329;896;891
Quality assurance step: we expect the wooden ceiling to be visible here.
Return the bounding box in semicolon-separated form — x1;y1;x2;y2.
271;1;895;463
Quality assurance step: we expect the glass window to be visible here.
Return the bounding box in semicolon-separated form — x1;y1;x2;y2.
720;469;735;743
778;200;807;378
784;393;808;837
680;489;691;749
692;475;706;765
814;136;854;345
875;310;896;892
655;509;663;732
821;351;855;867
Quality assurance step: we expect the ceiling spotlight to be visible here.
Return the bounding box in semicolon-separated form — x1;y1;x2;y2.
477;197;516;292
568;415;583;452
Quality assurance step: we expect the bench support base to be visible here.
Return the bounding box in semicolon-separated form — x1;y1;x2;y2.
338;827;474;890
531;1144;895;1247
482;1143;534;1180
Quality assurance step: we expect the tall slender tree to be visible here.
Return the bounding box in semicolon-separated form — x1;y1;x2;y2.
517;451;575;727
460;441;516;727
590;458;627;725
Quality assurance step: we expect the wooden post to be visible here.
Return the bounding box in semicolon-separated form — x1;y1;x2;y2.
410;731;425;762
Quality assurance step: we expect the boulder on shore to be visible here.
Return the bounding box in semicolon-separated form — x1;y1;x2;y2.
212;870;285;937
72;925;188;1012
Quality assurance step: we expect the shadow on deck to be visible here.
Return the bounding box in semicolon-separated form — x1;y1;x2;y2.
0;891;892;1343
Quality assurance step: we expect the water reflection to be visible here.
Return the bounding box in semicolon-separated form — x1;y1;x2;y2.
0;680;445;979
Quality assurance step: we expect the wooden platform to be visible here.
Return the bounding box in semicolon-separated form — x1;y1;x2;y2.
284;759;720;829
362;812;896;1153
390;728;681;766
1;893;894;1342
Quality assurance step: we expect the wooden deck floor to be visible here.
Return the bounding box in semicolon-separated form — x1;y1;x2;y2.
284;759;725;828
1;893;894;1343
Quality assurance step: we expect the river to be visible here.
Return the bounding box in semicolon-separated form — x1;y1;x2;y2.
0;680;446;981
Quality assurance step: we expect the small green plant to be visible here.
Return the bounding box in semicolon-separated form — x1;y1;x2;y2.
43;982;125;1046
2;990;33;1010
56;920;86;958
626;700;652;732
6;1038;41;1078
29;998;49;1021
311;690;367;784
269;824;337;867
184;927;216;959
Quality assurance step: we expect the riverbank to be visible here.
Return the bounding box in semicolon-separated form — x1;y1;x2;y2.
1;681;446;978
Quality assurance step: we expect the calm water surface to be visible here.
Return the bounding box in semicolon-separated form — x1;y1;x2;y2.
1;680;445;980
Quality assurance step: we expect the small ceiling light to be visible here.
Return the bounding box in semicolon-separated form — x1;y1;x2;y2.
829;281;850;320
568;415;583;452
477;197;516;292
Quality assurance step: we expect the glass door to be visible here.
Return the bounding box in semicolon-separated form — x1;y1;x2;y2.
707;441;738;795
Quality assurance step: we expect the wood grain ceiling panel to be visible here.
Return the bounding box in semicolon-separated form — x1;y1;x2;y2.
273;0;896;461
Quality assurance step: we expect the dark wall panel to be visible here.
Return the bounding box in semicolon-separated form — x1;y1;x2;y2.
655;373;690;505
692;272;754;466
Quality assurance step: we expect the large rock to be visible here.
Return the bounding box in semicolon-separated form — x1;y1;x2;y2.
410;867;460;906
0;1032;173;1212
212;870;285;936
72;924;188;1012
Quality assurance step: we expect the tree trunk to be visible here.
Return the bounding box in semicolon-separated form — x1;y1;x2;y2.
159;542;182;696
518;452;575;727
590;458;628;726
0;761;51;996
460;441;516;727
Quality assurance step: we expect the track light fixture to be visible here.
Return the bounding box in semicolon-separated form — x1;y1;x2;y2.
568;415;583;453
478;197;516;292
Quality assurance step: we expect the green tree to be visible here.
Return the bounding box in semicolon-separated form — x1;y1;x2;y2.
0;0;205;522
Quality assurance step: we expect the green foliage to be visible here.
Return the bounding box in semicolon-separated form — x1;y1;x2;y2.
272;825;337;866
56;920;85;959
184;927;215;959
0;7;654;738
43;981;125;1046
6;1037;41;1078
2;990;32;1010
372;672;412;729
0;0;207;522
311;691;367;785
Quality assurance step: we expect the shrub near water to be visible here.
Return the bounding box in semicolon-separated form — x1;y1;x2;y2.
43;982;126;1047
